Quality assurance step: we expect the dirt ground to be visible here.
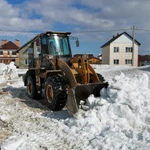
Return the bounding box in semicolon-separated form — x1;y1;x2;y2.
0;120;12;146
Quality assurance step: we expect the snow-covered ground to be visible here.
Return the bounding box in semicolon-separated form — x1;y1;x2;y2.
0;62;150;150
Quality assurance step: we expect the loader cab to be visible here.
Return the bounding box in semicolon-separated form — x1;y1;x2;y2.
39;32;72;62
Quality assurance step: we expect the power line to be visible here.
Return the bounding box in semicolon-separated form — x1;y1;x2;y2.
0;28;130;33
0;28;150;34
72;28;150;33
136;29;150;32
71;29;131;33
0;29;42;33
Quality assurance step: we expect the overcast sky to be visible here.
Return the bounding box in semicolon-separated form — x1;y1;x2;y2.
0;0;150;56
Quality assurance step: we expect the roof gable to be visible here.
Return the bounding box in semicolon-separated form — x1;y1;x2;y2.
113;34;132;44
101;32;141;48
0;41;19;50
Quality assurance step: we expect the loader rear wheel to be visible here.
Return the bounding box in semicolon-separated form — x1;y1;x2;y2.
45;75;67;111
27;76;38;99
27;76;37;99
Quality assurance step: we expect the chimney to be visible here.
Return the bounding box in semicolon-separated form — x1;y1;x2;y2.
1;39;7;45
15;39;20;47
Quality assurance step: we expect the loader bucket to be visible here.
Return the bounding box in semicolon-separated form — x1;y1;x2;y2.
67;82;108;116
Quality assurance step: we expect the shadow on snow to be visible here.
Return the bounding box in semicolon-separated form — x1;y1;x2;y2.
2;86;70;120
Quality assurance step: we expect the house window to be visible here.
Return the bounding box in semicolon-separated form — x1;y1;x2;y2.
0;51;3;55
24;59;28;65
8;51;10;55
114;59;119;64
126;47;133;52
125;59;132;64
114;47;119;52
12;51;16;55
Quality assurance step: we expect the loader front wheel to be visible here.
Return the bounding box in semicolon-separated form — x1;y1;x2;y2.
27;76;37;99
45;75;67;111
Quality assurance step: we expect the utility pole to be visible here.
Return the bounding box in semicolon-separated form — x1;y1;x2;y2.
132;26;136;66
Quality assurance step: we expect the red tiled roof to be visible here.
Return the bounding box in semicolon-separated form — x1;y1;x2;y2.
0;41;19;50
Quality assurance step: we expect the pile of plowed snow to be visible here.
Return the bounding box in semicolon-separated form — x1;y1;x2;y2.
0;63;150;150
64;72;150;149
0;62;18;84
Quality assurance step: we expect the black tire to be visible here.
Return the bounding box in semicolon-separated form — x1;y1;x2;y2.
45;75;67;111
97;73;105;82
27;76;38;99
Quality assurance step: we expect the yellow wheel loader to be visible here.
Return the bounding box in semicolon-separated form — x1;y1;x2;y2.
23;31;108;116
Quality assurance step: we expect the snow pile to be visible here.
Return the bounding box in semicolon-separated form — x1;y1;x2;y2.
92;64;136;72
0;65;150;150
0;62;18;84
64;72;150;150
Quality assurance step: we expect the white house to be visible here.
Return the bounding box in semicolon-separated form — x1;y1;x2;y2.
101;32;141;66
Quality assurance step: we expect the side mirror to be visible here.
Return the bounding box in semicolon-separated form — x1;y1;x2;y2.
36;37;41;46
76;39;79;47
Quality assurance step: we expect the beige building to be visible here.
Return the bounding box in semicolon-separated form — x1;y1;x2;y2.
101;32;141;66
